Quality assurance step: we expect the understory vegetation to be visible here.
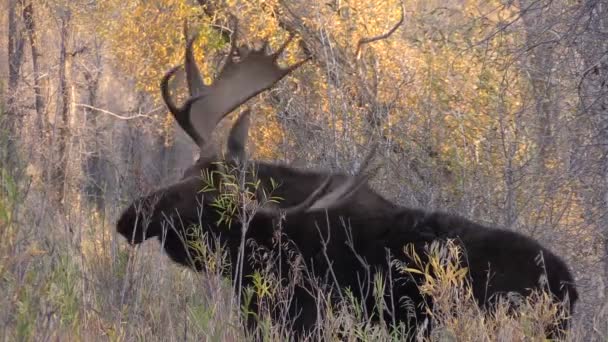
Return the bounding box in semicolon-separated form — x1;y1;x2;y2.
0;152;604;340
1;0;607;340
1;170;596;341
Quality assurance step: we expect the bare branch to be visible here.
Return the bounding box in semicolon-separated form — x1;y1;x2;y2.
75;103;158;121
355;2;405;59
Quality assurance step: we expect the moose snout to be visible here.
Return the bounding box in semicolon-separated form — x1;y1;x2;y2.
116;206;146;244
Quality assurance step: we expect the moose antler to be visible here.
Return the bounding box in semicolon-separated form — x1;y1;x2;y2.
161;66;207;146
259;141;379;217
307;141;378;211
162;18;310;149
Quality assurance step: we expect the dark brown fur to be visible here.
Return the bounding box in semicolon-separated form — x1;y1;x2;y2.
117;156;577;338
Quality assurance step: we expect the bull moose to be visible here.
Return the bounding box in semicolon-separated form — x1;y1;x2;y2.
117;23;578;339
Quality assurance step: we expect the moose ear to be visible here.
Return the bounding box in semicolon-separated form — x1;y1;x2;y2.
226;109;251;163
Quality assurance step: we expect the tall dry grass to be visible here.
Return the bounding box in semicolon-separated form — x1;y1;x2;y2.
0;123;606;341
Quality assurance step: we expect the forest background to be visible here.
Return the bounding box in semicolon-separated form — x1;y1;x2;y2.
0;0;607;340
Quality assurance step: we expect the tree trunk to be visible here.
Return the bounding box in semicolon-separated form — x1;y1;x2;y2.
519;0;558;175
576;0;608;300
53;12;72;203
82;41;104;210
4;0;25;168
22;1;45;136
